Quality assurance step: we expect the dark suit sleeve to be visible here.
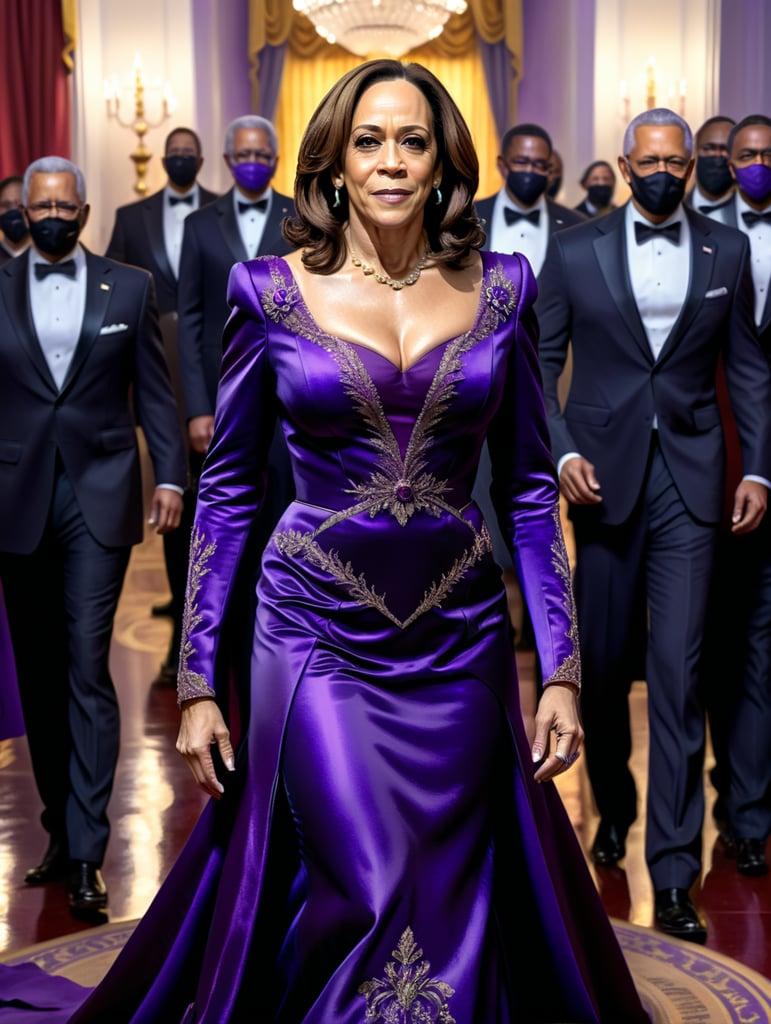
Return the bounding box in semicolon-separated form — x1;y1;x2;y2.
132;272;187;488
535;235;578;462
722;236;771;481
177;214;214;421
105;209;127;262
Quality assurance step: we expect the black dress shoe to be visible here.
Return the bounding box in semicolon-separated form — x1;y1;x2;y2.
736;837;769;877
24;840;69;885
590;821;627;867
654;888;707;943
68;862;108;922
151;599;174;618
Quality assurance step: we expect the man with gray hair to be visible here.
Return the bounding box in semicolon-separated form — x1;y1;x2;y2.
538;108;771;941
0;155;186;921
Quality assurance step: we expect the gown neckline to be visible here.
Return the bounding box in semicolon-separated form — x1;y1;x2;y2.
271;253;490;375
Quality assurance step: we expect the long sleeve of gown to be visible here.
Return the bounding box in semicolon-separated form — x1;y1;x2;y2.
177;261;279;702
486;252;581;689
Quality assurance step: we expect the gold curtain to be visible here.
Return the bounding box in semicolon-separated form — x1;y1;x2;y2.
249;0;522;199
60;0;77;71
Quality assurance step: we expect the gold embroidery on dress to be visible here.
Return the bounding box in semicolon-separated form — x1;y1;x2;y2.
358;927;456;1023
275;525;492;631
177;525;218;705
543;503;582;690
267;259;517;629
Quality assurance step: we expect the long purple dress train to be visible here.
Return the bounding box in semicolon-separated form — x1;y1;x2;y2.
0;251;650;1022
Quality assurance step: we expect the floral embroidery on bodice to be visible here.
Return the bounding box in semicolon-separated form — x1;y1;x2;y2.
266;260;519;630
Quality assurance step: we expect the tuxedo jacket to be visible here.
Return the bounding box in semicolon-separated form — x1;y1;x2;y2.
0;250;186;554
574;199;617;219
718;196;771;347
177;187;295;420
538;202;771;527
475;194;586;282
105;185;218;316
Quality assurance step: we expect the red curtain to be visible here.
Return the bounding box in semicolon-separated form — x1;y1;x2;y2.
0;0;71;179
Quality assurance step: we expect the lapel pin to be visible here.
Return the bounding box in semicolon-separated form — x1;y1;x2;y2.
702;246;713;254
100;282;110;291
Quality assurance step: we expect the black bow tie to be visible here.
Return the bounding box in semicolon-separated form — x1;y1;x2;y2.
698;198;732;214
634;221;681;245
504;207;540;227
742;209;771;227
238;199;269;214
34;258;76;280
169;194;194;206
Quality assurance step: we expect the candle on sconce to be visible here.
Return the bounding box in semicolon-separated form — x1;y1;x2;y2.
678;78;687;117
645;56;657;110
162;83;177;117
619;79;630;121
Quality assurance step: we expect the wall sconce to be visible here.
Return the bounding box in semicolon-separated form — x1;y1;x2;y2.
619;57;686;122
104;54;177;195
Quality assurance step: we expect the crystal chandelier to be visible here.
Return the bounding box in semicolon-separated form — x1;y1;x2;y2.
293;0;468;58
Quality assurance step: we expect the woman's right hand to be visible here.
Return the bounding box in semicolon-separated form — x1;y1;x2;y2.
176;697;235;798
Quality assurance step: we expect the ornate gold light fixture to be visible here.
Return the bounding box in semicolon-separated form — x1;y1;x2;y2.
292;0;467;57
104;55;176;196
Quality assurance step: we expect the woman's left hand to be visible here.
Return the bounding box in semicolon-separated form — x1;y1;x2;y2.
530;682;584;783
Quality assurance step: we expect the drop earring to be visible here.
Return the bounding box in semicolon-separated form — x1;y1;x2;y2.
333;185;342;208
434;185;442;205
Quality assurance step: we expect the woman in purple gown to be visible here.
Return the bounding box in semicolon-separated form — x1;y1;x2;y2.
0;60;650;1022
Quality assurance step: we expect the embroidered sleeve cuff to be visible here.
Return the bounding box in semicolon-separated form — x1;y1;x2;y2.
176;671;217;706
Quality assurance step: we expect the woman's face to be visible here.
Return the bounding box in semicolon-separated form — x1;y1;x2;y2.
339;78;440;235
585;164;615;189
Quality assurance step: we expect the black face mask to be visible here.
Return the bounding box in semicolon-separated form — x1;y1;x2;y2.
506;170;548;208
695;156;733;197
28;216;81;258
586;184;613;208
163;155;199;189
0;208;28;244
626;166;686;218
546;176;562;198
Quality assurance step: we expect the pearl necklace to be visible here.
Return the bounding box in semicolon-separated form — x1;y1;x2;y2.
349;247;429;291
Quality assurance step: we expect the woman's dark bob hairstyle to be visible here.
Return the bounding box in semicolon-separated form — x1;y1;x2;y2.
283;59;485;273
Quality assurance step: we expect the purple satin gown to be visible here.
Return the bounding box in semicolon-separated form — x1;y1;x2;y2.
0;252;650;1022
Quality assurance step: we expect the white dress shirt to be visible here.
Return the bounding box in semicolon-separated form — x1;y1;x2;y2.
625;202;690;364
734;191;771;326
487;189;548;277
1;237;30;259
689;184;734;224
29;243;87;390
163;183;200;279
233;186;273;259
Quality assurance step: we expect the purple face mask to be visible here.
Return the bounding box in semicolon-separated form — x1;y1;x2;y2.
734;163;771;203
231;161;273;194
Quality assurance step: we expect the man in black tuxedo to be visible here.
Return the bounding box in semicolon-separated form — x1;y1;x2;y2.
538;109;771;942
700;114;771;877
0;157;185;920
475;124;585;278
474;124;584;648
106;127;217;683
0;175;30;266
685;116;736;222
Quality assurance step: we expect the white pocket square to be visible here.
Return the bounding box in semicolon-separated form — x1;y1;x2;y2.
705;287;728;299
99;322;129;335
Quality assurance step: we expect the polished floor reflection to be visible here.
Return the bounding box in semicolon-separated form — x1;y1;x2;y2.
0;525;769;981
